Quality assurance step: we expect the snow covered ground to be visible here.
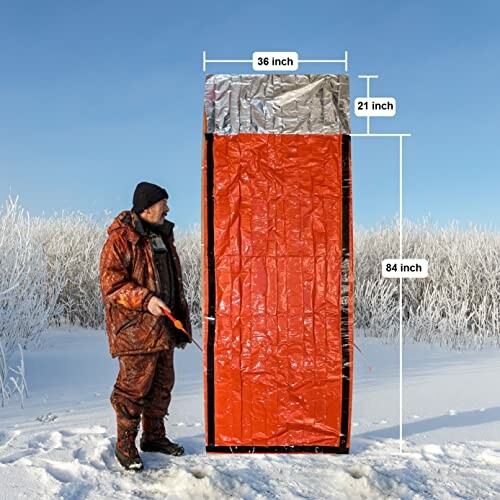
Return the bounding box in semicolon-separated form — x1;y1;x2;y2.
0;328;499;499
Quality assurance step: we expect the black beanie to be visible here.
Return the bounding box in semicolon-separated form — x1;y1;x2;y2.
132;182;169;213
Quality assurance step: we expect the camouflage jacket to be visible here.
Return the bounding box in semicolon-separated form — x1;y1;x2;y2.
99;210;192;357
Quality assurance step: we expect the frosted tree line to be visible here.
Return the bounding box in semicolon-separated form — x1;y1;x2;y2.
355;220;499;348
1;198;499;368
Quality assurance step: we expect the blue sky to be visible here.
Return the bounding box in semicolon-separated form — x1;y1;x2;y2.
0;1;498;229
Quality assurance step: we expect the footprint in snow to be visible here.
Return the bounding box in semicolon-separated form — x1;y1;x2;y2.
44;461;80;483
73;439;112;471
346;465;371;480
0;449;34;464
188;467;210;479
28;431;63;451
479;450;500;465
73;447;87;462
0;430;20;448
422;444;444;460
189;469;208;479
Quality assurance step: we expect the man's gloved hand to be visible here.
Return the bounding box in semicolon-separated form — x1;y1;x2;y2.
176;342;188;350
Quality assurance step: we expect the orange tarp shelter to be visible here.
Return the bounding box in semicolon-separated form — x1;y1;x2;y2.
202;74;353;453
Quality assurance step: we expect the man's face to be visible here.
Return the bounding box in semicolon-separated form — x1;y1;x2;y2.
142;198;169;225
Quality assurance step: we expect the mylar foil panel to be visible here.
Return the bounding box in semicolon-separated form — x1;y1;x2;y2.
205;74;350;135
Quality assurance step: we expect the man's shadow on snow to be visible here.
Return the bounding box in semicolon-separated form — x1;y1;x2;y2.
352;406;500;452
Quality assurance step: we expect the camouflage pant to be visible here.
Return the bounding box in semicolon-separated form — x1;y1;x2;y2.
110;349;175;431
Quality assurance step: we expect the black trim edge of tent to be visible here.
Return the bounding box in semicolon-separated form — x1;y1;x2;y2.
340;134;352;449
205;133;216;446
206;445;350;454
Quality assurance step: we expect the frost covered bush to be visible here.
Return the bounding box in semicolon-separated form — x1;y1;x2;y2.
174;225;202;329
355;219;500;349
0;343;29;408
31;211;108;329
0;198;62;360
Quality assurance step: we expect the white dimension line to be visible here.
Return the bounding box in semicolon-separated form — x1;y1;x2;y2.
299;51;348;71
351;133;411;137
352;132;409;454
358;75;378;134
203;50;349;72
399;135;404;454
202;51;252;71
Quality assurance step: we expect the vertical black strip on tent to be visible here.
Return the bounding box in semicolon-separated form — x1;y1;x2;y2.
340;134;351;450
205;133;216;447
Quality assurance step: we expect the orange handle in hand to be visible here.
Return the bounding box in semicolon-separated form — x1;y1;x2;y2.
160;306;202;352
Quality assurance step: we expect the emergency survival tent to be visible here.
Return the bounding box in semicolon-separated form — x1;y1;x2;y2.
202;74;353;453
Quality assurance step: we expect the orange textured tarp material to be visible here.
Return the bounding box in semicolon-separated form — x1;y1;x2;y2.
202;75;353;453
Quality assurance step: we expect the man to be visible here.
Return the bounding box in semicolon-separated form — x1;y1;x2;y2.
99;181;192;471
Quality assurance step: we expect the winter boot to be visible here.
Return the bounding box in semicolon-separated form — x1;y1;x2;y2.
115;424;144;472
140;417;184;456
